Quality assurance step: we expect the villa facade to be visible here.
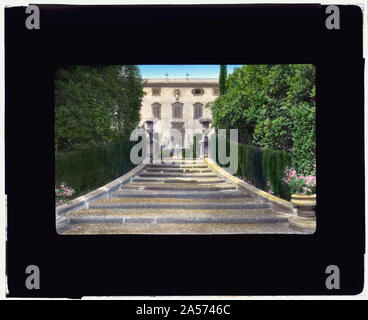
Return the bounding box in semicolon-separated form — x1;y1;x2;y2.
140;78;218;149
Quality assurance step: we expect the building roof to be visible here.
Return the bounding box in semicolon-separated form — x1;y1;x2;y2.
143;78;219;88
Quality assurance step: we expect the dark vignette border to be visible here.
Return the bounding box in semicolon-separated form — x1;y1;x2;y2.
5;4;364;297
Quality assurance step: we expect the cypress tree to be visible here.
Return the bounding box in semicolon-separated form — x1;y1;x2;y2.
219;65;227;95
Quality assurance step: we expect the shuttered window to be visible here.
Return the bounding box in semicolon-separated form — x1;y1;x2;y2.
152;103;161;119
172;103;183;119
193;103;203;119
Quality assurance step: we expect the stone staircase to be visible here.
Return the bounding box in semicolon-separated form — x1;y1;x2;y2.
60;160;301;234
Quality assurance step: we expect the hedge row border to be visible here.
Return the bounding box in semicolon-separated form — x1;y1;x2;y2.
205;157;294;214
55;161;147;233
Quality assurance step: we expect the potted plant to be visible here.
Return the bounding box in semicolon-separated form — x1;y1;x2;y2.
283;167;316;231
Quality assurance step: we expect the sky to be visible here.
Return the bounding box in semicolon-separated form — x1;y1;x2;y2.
137;65;243;79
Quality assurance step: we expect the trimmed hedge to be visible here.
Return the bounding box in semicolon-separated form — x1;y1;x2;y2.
214;137;292;199
262;148;292;198
238;144;265;190
238;143;291;198
55;139;135;197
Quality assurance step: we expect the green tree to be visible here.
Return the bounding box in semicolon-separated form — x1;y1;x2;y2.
55;66;115;151
115;65;145;139
55;65;145;152
210;64;315;174
211;65;269;144
219;65;227;95
290;102;316;175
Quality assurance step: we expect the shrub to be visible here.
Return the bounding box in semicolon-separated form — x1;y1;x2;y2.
214;137;292;199
290;102;316;175
55;139;135;197
262;148;292;199
244;145;265;190
55;183;75;206
236;143;291;197
283;166;316;196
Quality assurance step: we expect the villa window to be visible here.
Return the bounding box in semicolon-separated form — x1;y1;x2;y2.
152;88;161;96
172;102;183;119
192;88;204;96
152;103;161;119
193;103;203;120
213;88;220;96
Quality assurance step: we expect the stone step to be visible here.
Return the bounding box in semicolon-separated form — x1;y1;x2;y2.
122;183;237;192
89;199;269;210
139;172;218;178
146;168;213;173
68;207;272;216
148;164;208;169
58;160;302;235
156;159;202;163
66;207;286;225
59;222;300;235
111;190;251;199
100;197;255;204
68;215;287;225
132;177;227;184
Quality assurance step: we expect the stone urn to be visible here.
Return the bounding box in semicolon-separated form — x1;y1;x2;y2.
288;194;316;233
291;194;316;217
